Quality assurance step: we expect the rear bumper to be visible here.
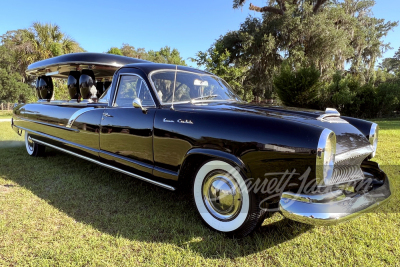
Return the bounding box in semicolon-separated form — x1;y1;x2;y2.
279;161;392;225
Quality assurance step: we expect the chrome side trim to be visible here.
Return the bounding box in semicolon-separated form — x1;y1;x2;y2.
66;107;95;128
31;138;175;191
335;146;373;163
19;117;79;132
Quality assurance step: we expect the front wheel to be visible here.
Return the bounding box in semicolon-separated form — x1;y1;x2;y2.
192;160;265;237
25;132;45;157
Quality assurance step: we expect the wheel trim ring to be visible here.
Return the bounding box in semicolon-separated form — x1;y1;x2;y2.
193;160;250;232
25;132;34;155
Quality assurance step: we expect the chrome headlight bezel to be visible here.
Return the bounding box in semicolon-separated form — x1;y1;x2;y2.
369;123;379;158
316;129;337;185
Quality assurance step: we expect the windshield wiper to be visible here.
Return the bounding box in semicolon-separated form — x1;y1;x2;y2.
191;94;218;103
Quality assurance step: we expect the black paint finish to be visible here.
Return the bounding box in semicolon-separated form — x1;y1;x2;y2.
13;56;380;195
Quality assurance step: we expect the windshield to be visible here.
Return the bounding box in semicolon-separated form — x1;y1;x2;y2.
150;70;241;104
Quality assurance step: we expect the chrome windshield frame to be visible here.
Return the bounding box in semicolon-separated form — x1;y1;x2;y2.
147;69;241;105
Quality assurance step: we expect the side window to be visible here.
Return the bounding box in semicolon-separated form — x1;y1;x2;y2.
114;75;155;107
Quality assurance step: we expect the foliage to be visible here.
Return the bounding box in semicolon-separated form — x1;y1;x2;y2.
107;44;187;65
106;47;123;56
274;64;320;108
0;68;34;103
379;47;400;75
147;46;187;65
195;0;398;102
0;22;84;81
192;45;253;101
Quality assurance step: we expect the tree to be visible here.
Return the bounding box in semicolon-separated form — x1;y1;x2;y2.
195;0;398;100
0;68;34;103
120;43;148;59
106;44;187;65
147;46;187;65
379;47;400;74
274;63;320;108
106;47;123;56
1;22;84;81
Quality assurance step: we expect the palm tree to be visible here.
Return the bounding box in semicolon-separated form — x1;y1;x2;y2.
27;22;83;60
2;22;84;81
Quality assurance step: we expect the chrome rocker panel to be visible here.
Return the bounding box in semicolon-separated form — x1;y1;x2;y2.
279;162;392;225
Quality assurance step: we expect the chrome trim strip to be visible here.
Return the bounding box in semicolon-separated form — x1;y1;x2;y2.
19;117;79;132
31;138;175;191
66;107;95;128
27;61;126;75
16;125;98;154
98;150;154;170
45;71;59;76
335;146;373;163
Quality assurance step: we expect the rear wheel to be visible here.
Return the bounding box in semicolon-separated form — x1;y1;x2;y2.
192;160;265;238
25;132;45;157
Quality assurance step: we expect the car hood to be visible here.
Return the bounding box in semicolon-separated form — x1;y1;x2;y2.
176;102;372;155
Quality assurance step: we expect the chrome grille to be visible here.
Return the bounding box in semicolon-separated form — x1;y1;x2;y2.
335;153;368;167
325;147;372;185
328;165;364;185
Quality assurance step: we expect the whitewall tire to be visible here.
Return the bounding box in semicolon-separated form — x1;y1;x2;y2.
25;132;45;157
192;160;264;237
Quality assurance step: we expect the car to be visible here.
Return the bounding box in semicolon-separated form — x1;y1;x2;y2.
11;52;391;237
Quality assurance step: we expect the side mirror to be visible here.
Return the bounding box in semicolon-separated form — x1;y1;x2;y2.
132;98;147;113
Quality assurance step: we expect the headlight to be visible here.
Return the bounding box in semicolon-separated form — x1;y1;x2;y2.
369;123;379;158
316;129;336;185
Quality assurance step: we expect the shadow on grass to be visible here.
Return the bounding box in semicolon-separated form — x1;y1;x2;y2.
0;144;313;259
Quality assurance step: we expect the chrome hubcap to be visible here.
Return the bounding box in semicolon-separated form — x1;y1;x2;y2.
202;170;242;221
27;135;34;151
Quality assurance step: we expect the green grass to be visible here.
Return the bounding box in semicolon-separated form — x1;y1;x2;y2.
0;120;399;266
0;110;12;119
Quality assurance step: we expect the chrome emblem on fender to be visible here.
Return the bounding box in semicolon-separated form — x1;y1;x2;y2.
177;119;193;124
163;118;174;123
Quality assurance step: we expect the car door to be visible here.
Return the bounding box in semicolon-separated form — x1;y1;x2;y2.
99;70;156;177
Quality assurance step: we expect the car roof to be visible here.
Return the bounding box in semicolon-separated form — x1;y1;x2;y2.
26;52;213;79
26;52;151;79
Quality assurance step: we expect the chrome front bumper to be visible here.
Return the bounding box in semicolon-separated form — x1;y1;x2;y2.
279;161;392;225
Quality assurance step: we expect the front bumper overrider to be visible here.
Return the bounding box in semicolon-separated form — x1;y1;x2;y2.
279;161;392;225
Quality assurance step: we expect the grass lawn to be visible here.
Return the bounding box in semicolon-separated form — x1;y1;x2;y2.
0;119;399;266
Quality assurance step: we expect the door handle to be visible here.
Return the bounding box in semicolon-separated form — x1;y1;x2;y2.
103;113;113;117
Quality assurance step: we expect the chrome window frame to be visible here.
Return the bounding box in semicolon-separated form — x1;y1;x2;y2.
147;69;240;105
112;73;156;108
